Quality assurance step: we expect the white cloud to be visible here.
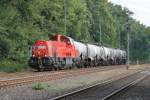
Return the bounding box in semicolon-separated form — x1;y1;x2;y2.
110;0;150;26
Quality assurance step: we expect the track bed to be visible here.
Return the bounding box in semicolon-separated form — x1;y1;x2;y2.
50;68;150;100
0;64;149;100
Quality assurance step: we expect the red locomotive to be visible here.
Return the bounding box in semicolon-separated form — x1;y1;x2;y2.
28;34;79;71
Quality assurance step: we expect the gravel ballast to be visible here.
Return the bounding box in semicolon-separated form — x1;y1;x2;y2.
0;65;149;100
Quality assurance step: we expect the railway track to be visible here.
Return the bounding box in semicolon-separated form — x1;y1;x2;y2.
108;70;150;100
49;67;150;100
0;65;124;89
101;71;150;100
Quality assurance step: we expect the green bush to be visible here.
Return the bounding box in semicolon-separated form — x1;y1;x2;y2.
32;83;49;90
0;60;27;73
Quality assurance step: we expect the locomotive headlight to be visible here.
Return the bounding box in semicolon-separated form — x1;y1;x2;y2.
45;55;47;57
32;55;35;57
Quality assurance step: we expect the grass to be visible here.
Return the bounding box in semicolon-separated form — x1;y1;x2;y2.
0;60;28;73
32;83;49;90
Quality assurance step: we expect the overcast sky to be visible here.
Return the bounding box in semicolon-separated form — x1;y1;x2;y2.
109;0;150;26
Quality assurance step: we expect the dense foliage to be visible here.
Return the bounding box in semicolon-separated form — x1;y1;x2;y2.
0;0;149;72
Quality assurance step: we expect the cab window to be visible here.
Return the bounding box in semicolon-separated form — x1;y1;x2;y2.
60;36;71;44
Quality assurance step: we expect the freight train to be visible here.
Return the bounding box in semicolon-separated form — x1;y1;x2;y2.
28;34;126;71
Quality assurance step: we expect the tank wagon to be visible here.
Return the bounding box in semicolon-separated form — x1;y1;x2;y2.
28;34;126;71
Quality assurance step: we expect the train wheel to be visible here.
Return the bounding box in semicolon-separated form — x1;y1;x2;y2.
38;68;44;72
55;67;59;71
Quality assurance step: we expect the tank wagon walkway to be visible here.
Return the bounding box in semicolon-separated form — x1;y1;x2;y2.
0;64;149;100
